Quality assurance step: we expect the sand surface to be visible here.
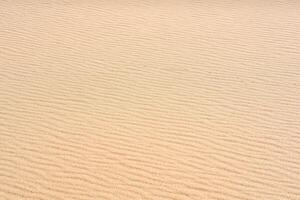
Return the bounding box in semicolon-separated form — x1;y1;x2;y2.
1;1;300;199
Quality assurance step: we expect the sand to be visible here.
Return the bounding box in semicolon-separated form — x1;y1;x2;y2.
0;1;300;199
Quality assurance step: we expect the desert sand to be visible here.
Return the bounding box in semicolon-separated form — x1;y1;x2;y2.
0;1;300;199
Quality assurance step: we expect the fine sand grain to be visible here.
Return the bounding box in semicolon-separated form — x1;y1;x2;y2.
0;1;300;199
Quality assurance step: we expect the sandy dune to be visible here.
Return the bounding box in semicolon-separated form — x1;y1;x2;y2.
1;1;300;199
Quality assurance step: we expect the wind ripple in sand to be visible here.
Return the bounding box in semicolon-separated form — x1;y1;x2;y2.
0;1;300;200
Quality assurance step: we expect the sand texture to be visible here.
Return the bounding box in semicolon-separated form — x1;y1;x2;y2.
1;1;300;199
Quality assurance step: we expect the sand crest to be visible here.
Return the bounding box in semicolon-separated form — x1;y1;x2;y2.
0;1;300;199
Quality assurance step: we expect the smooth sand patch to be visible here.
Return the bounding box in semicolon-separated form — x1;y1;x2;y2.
0;1;300;199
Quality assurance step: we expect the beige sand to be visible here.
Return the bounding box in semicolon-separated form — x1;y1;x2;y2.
0;1;300;199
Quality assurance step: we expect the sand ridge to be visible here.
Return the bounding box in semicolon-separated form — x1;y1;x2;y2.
0;1;300;199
